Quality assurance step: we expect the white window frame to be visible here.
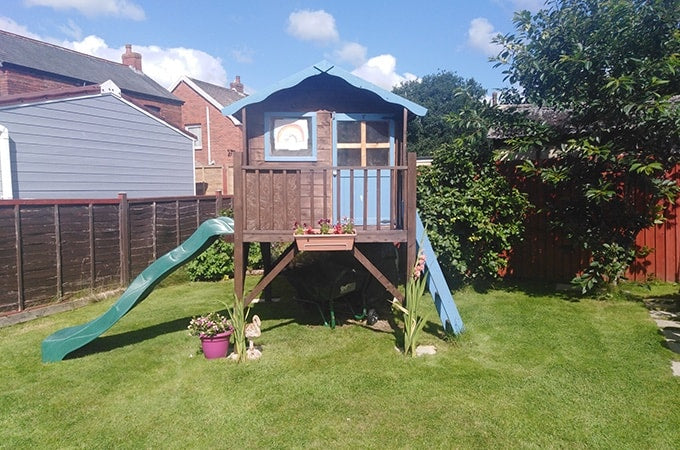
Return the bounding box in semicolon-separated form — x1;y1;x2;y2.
186;124;202;150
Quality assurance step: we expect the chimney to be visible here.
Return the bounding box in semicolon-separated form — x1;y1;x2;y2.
230;75;244;94
122;44;142;72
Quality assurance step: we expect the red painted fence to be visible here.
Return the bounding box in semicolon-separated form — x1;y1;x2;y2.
505;169;680;283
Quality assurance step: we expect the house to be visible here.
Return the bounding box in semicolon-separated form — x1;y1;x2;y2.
0;29;184;129
170;76;246;195
220;61;427;305
0;81;195;199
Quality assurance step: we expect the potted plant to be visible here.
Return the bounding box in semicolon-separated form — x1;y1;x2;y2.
188;311;233;359
293;218;356;251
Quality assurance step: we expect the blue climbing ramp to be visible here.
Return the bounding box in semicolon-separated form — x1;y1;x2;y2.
416;213;464;334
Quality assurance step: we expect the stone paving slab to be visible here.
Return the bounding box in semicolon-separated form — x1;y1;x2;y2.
654;319;680;329
646;297;680;377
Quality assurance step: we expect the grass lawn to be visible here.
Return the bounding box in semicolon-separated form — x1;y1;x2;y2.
1;276;678;448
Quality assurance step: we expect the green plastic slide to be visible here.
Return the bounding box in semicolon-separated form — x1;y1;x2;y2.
41;216;234;363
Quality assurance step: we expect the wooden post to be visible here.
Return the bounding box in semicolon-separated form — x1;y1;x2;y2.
14;204;24;311
54;204;63;299
261;242;272;302
406;152;417;281
233;155;245;301
216;190;223;216
175;199;181;246
118;192;130;286
152;201;157;260
88;203;95;291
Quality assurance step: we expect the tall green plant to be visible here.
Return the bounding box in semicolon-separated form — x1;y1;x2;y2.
220;292;249;362
391;251;429;356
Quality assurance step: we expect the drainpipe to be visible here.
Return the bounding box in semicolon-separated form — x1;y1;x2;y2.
206;106;214;165
0;125;13;199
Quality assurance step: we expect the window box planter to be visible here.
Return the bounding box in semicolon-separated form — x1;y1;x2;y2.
294;232;356;252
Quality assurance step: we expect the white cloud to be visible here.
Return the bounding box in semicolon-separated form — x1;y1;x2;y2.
333;42;367;67
24;0;145;20
351;54;418;90
58;18;82;40
127;45;228;88
467;17;503;57
0;16;41;38
287;10;339;44
54;36;227;88
231;45;254;64
2;17;230;88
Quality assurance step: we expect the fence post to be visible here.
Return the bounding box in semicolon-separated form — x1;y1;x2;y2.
118;192;130;286
14;204;24;311
54;204;63;299
216;190;223;216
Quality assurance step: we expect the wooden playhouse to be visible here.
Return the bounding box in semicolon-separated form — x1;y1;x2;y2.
222;61;427;309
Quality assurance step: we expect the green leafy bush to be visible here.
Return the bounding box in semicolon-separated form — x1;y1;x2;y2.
416;91;531;287
571;243;636;294
186;238;234;281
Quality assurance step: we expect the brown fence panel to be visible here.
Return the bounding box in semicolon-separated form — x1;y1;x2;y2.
20;205;58;309
0;194;232;314
629;197;680;282
0;207;18;313
92;203;121;289
505;165;680;283
59;204;93;295
129;202;155;278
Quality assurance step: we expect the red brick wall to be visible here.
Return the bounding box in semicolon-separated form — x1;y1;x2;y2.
0;67;74;95
122;95;183;130
172;81;243;168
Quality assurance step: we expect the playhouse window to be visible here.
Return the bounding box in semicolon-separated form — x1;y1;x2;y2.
336;116;392;167
264;112;317;161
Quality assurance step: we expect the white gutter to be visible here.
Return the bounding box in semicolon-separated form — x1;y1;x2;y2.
0;125;13;199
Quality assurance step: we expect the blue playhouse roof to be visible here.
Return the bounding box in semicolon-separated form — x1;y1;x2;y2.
222;60;427;117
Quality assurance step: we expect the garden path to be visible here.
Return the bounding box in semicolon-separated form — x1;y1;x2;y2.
646;298;680;376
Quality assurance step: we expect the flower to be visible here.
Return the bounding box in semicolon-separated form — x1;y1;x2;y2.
293;218;355;235
187;311;233;338
412;251;426;280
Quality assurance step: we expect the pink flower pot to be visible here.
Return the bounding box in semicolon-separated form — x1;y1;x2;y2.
200;330;232;359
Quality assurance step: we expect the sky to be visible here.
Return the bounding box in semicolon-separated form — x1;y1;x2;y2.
0;0;547;96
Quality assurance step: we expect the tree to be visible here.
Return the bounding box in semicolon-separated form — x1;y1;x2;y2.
416;89;532;286
393;71;486;156
493;0;680;290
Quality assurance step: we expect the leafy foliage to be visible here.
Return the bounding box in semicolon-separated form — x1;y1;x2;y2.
416;90;532;286
392;71;486;156
186;238;234;282
186;238;264;282
571;243;637;294
492;0;680;290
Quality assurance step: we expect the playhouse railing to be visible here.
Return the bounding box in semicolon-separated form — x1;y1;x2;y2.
233;153;417;244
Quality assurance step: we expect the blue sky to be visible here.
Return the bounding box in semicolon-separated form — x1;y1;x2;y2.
1;0;546;95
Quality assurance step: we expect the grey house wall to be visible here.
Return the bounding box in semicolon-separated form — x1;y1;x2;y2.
0;93;195;199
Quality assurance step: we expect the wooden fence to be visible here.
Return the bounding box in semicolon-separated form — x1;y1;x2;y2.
195;165;234;196
505;174;680;283
0;193;232;314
